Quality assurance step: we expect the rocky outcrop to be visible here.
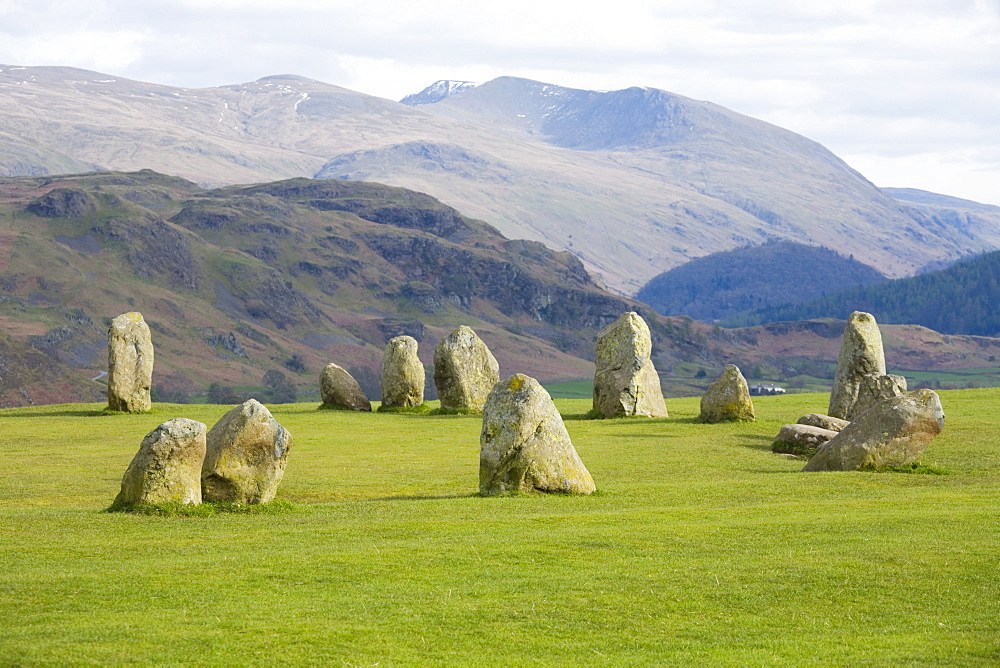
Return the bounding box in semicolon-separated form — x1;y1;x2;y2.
592;312;668;418
114;418;207;506
804;389;945;472
698;364;754;422
202;399;292;503
828;311;887;419
380;335;425;409
480;374;595;496
107;311;154;412
319;362;371;411
433;326;500;412
26;187;97;218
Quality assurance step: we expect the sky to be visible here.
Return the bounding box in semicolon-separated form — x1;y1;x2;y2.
1;0;999;205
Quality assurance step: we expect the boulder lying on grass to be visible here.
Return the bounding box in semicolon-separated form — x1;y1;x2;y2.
803;389;944;472
433;325;500;413
380;335;424;409
114;418;207;506
828;311;886;420
592;311;667;418
202;399;292;503
772;424;838;457
319;362;371;411
107;311;154;412
797;413;850;432
480;373;595;496
698;364;755;423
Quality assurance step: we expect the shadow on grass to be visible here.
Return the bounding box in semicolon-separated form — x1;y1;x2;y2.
370;493;481;502
738;433;777;451
4;408;107;418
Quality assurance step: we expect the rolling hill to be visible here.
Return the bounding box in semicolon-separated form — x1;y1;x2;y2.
3;65;1000;294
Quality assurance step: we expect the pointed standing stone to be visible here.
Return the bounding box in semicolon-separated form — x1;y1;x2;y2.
593;312;668;418
480;374;595;496
380;335;425;409
202;399;292;503
433;325;500;413
107;311;154;412
698;364;755;423
319;362;372;411
114;418;207;506
828;311;886;420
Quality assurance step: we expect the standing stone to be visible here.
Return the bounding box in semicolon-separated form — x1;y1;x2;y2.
698;364;755;423
593;312;668;418
828;311;886;420
202;399;292;503
319;363;372;411
804;389;944;472
848;373;908;420
107;311;154;412
114;418;207;506
380;335;424;409
433;326;500;413
480;374;595;496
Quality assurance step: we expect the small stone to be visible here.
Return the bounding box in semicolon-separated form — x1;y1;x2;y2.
433;326;500;413
114;418;207;506
593;312;668;418
772;424;838;455
804;389;944;472
828;311;886;419
698;364;755;423
202;399;292;503
480;373;595;496
107;311;154;412
848;373;908;420
797;413;850;432
380;335;424;408
319;362;371;411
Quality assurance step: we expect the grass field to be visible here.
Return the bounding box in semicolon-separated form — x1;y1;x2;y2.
2;390;998;664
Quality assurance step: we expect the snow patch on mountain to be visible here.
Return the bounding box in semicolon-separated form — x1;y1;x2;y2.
400;80;479;106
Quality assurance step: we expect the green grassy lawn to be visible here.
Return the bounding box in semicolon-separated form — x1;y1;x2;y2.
1;390;998;664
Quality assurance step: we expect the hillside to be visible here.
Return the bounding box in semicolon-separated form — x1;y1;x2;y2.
722;250;1000;336
635;241;886;322
3;66;1000;294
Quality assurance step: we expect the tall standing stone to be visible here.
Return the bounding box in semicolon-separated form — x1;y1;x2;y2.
698;364;755;422
480;373;595;496
114;418;207;507
828;311;886;420
593;312;668;418
380;335;424;409
202;399;292;503
107;311;154;412
433;326;500;413
804;389;944;472
319;363;372;411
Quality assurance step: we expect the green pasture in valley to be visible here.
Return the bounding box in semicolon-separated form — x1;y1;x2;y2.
1;390;998;664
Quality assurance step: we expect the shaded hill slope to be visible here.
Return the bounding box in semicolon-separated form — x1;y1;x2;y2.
635;241;886;322
3;66;1000;294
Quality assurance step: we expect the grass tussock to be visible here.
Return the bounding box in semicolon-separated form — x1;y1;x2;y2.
375;402;432;414
105;499;302;517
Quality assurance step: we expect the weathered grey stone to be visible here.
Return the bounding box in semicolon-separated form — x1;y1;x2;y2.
773;424;838;451
592;311;668;418
848;373;908;420
804;389;944;472
114;418;206;506
698;364;755;422
433;325;500;413
380;335;424;408
319;362;371;411
480;373;595;496
828;311;886;419
107;311;154;412
202;399;292;503
797;413;850;432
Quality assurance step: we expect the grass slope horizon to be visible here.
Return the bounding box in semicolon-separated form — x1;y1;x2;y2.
1;391;997;663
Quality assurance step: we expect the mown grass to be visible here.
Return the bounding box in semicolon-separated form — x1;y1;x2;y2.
1;390;998;664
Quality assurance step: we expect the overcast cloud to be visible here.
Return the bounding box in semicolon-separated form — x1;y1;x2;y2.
1;0;998;204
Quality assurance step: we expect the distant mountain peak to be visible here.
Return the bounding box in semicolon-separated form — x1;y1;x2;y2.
400;80;479;106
